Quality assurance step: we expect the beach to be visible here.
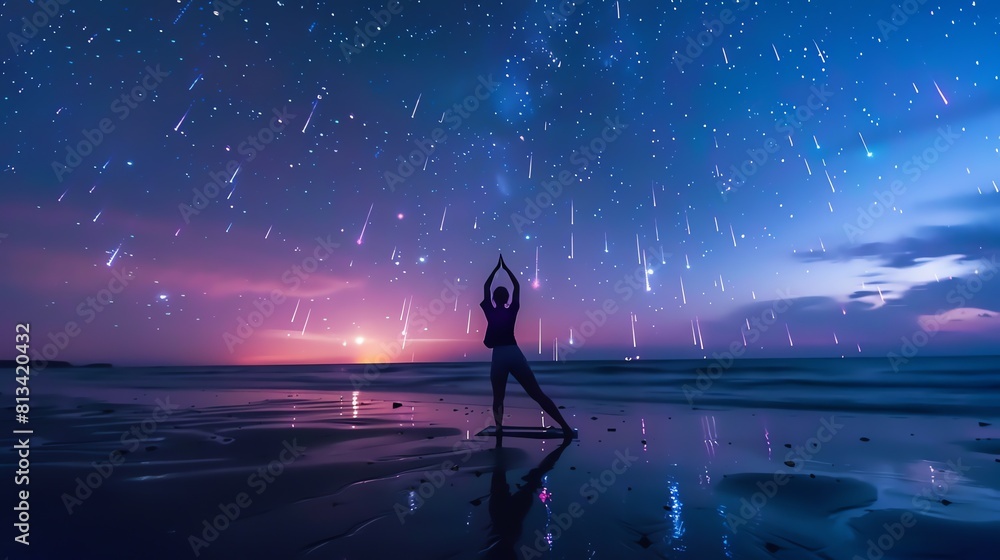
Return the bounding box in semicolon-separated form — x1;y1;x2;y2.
5;357;1000;559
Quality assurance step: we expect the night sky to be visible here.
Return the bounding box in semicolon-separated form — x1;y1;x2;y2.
3;0;999;366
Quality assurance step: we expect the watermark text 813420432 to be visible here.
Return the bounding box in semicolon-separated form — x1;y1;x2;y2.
13;322;34;546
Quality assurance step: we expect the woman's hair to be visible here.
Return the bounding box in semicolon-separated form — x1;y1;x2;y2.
493;286;509;305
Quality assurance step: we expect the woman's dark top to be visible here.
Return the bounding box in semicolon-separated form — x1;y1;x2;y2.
480;299;519;348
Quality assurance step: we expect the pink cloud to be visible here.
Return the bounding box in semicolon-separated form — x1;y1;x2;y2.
918;308;1000;333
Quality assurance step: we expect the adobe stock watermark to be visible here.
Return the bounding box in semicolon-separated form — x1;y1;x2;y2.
350;277;468;389
394;415;494;524
557;244;668;360
725;416;844;532
718;85;834;200
683;288;795;404
843;126;960;243
853;457;969;560
672;0;752;72
545;0;586;26
28;265;138;374
340;0;406;63
878;0;929;41
179;105;296;223
52;65;171;182
888;254;998;372
511;116;628;232
222;234;339;352
60;397;182;515
187;438;306;556
384;74;498;191
519;448;638;559
8;0;71;54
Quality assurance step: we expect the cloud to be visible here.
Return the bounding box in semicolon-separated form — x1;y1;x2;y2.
799;224;1000;269
921;192;1000;214
918;308;1000;333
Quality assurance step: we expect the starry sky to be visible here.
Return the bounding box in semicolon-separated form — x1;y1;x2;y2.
3;0;1000;366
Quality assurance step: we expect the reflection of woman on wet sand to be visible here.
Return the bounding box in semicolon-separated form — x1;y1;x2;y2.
481;254;573;437
482;438;570;559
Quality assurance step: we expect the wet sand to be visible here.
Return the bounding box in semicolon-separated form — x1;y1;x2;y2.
7;361;1000;559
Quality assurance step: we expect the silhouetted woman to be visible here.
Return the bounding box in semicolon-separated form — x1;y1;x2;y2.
481;254;573;437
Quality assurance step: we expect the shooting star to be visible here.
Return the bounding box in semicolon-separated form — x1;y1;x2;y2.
174;102;193;132
859;132;873;157
106;242;122;267
813;39;826;63
358;203;374;244
401;297;413;349
642;250;650;291
300;308;311;335
630;313;637;348
230;160;241;181
411;93;422;118
174;0;195;24
302;95;320;133
533;246;540;288
933;81;949;105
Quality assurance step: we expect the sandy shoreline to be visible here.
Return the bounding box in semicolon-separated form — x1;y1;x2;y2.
5;363;1000;559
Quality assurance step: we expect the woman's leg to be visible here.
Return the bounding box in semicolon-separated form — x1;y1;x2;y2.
508;347;573;432
490;350;508;430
